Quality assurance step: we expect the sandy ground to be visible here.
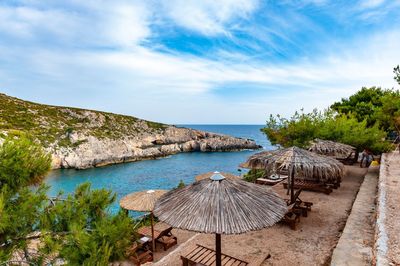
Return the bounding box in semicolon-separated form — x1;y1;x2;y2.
144;165;367;266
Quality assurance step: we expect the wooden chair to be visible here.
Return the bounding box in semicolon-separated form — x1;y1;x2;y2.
126;242;153;266
181;244;249;266
281;203;302;230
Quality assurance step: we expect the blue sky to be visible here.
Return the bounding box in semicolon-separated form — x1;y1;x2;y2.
1;0;400;124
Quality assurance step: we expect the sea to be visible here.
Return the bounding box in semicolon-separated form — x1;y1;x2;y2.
44;125;273;213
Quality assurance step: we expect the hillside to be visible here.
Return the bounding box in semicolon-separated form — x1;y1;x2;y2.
0;93;260;169
0;93;166;147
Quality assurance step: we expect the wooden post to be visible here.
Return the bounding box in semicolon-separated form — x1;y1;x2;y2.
290;166;295;204
151;211;156;253
216;233;222;266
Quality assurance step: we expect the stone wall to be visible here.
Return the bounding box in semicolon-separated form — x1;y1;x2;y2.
374;152;400;266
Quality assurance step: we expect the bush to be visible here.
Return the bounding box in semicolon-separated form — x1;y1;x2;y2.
0;135;51;191
262;109;392;154
0;137;134;264
243;169;265;183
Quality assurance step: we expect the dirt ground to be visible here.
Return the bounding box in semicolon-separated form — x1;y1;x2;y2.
148;165;368;266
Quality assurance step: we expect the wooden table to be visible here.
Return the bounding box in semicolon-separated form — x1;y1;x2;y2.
181;244;248;266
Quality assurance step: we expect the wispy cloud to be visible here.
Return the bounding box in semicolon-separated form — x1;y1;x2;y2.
157;0;259;36
0;1;399;123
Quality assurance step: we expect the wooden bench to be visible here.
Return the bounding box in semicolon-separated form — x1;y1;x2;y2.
181;244;249;266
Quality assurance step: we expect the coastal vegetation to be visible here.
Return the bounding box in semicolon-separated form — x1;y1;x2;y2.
0;93;167;148
262;87;399;154
0;136;134;264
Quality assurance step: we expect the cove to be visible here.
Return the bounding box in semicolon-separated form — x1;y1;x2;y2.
44;125;272;213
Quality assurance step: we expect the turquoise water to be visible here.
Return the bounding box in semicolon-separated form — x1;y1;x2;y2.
44;125;272;213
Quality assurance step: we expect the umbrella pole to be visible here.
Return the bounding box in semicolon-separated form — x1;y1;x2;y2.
290;166;295;204
151;211;155;253
216;233;222;266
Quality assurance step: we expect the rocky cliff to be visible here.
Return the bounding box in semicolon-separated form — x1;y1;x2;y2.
0;93;260;169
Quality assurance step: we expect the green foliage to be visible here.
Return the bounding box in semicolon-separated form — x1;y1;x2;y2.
263;109;325;148
394;65;400;85
0;137;134;264
0;135;51;191
0;185;49;262
176;180;185;189
243;169;265;183
263;109;391;153
331;87;400;131
40;183;134;265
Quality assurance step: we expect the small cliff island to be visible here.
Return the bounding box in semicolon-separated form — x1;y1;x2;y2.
0;93;260;169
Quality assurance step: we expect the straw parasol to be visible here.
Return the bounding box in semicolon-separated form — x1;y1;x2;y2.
195;171;240;181
240;146;344;202
120;189;167;252
154;172;287;266
308;138;356;158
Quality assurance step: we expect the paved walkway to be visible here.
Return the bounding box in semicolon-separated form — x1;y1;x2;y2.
330;167;378;266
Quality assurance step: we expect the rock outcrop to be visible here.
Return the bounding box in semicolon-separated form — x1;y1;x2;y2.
0;93;260;170
50;126;260;169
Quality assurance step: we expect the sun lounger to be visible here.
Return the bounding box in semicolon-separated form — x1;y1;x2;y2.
256;175;287;186
137;223;177;251
336;152;356;165
283;180;333;195
181;244;249;266
127;242;153;265
157;235;178;251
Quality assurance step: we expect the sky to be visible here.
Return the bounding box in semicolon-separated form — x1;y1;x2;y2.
1;0;400;124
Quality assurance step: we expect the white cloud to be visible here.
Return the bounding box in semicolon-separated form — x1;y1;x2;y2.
159;0;259;35
99;3;150;47
1;27;399;123
360;0;386;8
0;1;151;48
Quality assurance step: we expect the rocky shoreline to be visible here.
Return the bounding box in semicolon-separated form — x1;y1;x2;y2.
0;93;261;170
50;126;261;169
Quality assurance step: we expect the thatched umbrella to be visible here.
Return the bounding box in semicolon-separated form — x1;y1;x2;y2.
120;189;167;252
195;171;240;181
240;146;344;202
154;172;287;266
308;138;356;158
